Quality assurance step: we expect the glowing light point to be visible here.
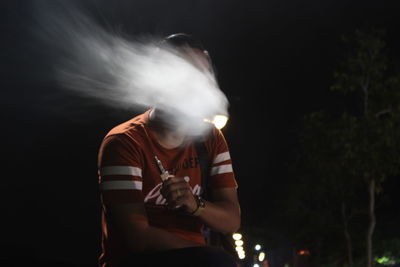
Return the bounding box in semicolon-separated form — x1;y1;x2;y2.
235;240;244;246
212;115;228;129
253;264;260;267
258;252;266;262
235;246;244;252
298;250;310;255
375;256;396;265
232;233;242;240
255;244;261;251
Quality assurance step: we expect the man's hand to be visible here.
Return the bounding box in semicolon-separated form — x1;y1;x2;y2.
160;176;198;213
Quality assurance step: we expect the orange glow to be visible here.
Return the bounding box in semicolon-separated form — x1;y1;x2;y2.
298;250;310;255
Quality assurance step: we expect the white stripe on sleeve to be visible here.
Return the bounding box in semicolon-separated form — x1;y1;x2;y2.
210;164;233;176
213;151;231;164
99;181;143;191
100;166;142;177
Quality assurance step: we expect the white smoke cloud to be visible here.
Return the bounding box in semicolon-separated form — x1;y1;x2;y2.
35;1;229;136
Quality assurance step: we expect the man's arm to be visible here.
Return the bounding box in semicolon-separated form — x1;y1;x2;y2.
161;177;241;233
197;187;241;233
105;203;203;252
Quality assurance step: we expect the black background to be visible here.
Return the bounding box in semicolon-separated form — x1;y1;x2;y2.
2;0;400;265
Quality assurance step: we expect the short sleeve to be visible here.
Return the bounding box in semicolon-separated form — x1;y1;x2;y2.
98;134;144;205
206;128;238;189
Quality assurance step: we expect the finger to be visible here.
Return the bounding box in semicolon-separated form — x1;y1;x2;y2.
160;173;173;181
164;188;191;209
162;181;190;198
165;181;190;193
160;177;180;197
162;176;185;187
168;194;187;209
169;192;197;212
166;187;191;202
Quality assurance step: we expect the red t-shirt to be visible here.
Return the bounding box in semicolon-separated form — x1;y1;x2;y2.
98;110;237;266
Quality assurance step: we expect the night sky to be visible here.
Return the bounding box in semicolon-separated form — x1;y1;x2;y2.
2;0;400;265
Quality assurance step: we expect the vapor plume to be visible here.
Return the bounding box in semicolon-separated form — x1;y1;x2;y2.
35;2;229;136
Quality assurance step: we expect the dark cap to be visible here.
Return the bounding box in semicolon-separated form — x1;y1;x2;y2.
162;33;206;52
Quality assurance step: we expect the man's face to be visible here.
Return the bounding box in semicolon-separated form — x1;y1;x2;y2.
154;46;220;137
157;106;206;134
181;47;213;75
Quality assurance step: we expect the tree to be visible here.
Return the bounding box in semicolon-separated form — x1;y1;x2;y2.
292;112;364;266
294;29;400;266
331;28;400;267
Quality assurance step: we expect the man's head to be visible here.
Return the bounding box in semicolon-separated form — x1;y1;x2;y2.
150;33;227;138
161;33;215;75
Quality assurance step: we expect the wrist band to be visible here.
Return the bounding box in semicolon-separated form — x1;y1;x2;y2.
191;196;205;216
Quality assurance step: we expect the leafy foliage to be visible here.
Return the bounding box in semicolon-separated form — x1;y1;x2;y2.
287;28;400;266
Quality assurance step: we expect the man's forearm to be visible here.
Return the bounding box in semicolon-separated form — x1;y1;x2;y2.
197;200;241;233
159;178;240;234
107;203;203;253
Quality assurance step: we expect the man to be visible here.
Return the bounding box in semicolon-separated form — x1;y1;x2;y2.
97;33;240;267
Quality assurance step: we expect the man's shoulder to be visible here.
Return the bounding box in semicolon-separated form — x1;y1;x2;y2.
204;126;224;143
105;111;150;138
106;119;142;137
